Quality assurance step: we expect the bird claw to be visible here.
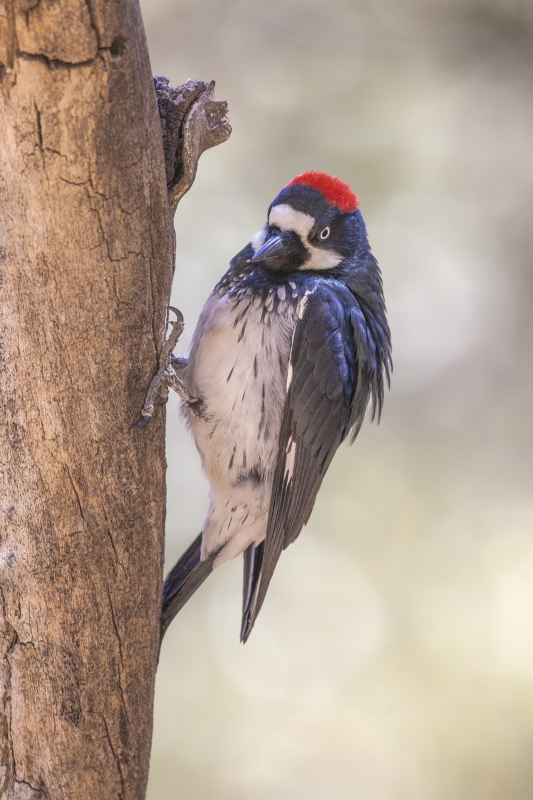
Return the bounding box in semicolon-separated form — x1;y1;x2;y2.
167;306;184;326
136;306;203;428
185;396;206;420
133;414;152;429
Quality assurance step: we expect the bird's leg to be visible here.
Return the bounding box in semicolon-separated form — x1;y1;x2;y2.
135;307;204;428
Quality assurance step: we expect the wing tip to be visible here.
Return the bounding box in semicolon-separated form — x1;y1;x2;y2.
240;612;253;643
240;591;260;643
240;542;265;643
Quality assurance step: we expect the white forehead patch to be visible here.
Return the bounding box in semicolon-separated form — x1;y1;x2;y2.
268;203;343;272
269;204;315;238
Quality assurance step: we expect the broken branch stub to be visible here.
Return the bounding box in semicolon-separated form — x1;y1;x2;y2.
154;77;231;215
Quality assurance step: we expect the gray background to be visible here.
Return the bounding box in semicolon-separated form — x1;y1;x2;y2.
139;1;533;797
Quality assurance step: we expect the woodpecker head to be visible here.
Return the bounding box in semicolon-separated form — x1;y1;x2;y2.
251;172;363;273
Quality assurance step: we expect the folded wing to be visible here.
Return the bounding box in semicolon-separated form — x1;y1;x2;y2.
241;283;363;641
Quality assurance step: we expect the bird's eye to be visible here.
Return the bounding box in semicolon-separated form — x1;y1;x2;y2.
320;226;331;240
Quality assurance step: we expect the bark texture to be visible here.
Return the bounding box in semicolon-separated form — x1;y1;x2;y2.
0;2;173;798
153;76;231;214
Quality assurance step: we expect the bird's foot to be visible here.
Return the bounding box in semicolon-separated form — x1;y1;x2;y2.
135;307;204;427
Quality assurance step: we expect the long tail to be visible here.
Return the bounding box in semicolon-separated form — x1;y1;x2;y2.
161;534;217;638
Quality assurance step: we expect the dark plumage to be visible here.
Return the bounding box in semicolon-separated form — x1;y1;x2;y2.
161;172;391;641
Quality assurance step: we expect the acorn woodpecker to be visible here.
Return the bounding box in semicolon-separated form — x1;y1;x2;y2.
138;172;392;642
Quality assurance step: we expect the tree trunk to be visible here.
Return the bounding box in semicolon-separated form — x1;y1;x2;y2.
0;2;191;798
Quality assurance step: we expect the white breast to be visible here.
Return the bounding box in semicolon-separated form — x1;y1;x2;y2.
183;289;296;559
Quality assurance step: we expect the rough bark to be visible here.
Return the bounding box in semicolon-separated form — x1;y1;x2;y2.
0;2;229;798
153;76;231;215
154;76;231;214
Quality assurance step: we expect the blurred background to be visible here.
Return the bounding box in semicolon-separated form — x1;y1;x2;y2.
139;1;533;797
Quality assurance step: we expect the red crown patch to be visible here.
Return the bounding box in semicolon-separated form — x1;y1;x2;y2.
286;171;359;212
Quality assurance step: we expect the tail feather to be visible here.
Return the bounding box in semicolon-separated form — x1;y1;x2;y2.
161;535;268;643
240;541;265;643
161;533;217;637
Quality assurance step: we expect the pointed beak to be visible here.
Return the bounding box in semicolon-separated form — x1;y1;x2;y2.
251;234;285;263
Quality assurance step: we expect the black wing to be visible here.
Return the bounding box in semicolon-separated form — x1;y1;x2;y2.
241;283;364;641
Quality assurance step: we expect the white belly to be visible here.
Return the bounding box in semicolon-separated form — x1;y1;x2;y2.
183;290;295;561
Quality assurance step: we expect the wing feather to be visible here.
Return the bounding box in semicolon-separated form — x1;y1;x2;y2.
240;284;357;641
240;274;389;641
